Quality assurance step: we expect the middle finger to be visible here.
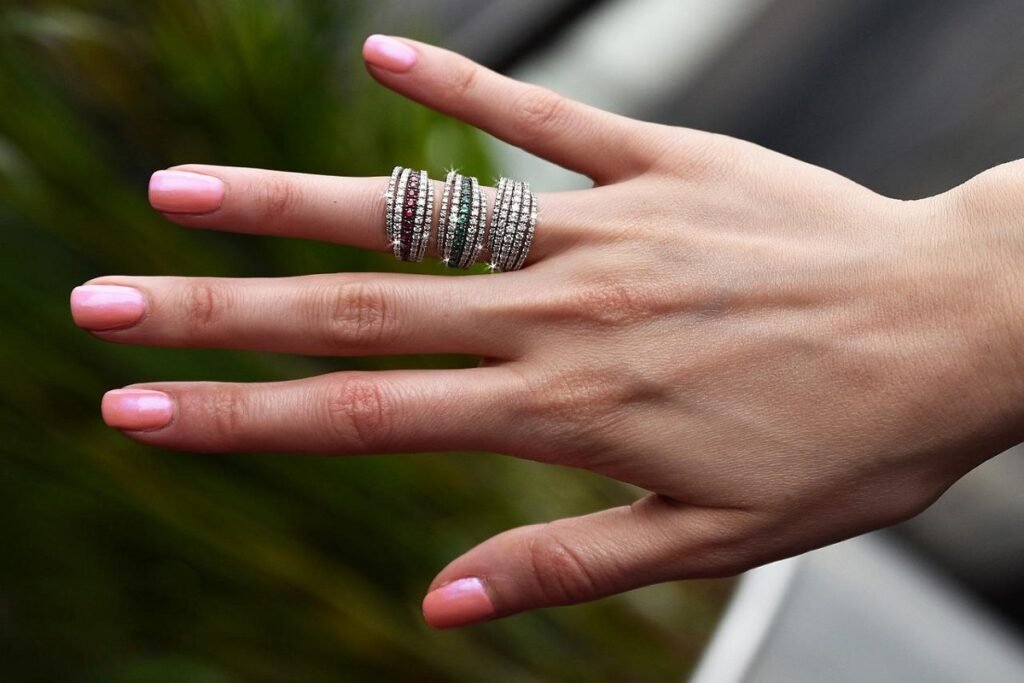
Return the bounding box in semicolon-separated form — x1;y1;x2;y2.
149;164;584;266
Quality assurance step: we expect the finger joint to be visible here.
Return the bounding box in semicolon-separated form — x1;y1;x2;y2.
527;525;602;606
254;174;302;223
323;376;395;452
447;61;480;99
323;279;396;350
204;384;250;442
184;279;229;331
512;86;569;141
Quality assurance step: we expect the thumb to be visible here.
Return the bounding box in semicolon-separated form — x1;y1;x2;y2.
421;495;753;628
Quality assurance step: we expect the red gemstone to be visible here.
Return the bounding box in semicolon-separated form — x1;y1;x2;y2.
404;209;415;218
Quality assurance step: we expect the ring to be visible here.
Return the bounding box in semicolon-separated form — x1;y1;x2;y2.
437;170;487;269
486;176;536;272
385;165;434;262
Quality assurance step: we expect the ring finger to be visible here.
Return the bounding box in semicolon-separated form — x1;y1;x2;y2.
71;272;533;358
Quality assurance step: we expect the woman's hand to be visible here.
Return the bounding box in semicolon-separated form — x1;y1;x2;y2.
69;35;1024;628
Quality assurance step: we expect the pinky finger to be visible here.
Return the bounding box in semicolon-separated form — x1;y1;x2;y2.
101;366;522;456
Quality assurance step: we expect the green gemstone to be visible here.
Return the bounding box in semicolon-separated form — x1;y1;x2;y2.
450;179;475;264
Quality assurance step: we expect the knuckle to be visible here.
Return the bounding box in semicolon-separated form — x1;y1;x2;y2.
571;281;647;327
322;278;396;349
512;86;569;138
184;279;229;330
512;365;620;444
323;376;395;452
555;266;674;328
862;477;943;530
254;174;301;222
949;161;1024;226
527;526;601;605
691;550;759;579
203;384;250;440
650;128;744;182
645;503;765;578
446;61;480;99
690;132;744;178
697;524;767;576
516;367;588;430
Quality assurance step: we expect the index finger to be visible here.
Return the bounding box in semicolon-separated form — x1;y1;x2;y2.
362;35;650;184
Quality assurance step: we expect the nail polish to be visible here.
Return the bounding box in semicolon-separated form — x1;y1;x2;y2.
422;577;496;628
363;34;418;73
70;284;146;330
149;170;225;214
102;389;173;431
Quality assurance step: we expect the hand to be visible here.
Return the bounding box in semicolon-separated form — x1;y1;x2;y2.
69;35;1024;628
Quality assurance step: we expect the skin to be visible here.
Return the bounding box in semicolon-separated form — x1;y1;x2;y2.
70;36;1024;628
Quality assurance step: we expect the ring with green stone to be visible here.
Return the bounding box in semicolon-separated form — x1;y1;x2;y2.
437;170;486;269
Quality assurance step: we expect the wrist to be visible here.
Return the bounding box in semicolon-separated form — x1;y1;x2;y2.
915;164;1024;464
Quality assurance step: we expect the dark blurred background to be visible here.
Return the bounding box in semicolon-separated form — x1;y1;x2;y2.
0;2;729;681
2;0;1023;681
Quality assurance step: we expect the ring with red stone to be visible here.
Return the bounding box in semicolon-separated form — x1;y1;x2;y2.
385;165;434;262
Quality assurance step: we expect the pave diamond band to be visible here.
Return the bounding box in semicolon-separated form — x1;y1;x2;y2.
385;167;536;271
385;165;434;262
486;177;536;272
437;171;487;269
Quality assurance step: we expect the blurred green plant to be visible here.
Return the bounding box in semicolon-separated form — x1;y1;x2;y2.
0;1;731;681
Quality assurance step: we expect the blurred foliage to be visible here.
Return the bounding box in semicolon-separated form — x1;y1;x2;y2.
0;1;731;681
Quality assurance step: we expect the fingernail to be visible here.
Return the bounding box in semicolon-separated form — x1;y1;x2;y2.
363;34;418;72
149;170;225;214
422;578;495;628
102;389;174;431
70;285;146;330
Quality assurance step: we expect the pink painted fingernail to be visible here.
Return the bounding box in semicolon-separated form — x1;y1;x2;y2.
149;170;225;214
422;578;495;628
102;389;174;431
363;34;418;72
70;285;146;330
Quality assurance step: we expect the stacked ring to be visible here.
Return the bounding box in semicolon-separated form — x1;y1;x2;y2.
486;176;536;272
437;170;487;269
385;165;434;262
